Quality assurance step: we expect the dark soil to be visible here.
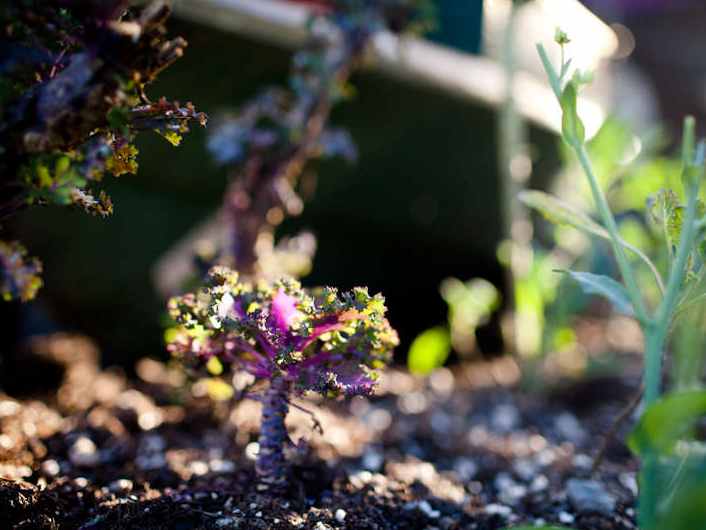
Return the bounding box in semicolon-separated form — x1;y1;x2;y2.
0;333;641;529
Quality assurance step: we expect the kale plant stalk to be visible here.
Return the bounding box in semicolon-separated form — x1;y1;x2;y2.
168;267;398;492
206;0;432;277
530;34;706;530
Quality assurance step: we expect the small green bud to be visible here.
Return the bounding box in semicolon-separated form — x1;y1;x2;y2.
554;28;571;46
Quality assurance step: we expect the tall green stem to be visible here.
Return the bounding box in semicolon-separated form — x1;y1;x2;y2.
637;123;702;530
575;145;650;324
640;322;668;530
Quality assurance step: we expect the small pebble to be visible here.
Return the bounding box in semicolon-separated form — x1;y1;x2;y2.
530;474;549;492
536;448;556;466
135;454;166;471
335;509;347;522
485;503;512;517
365;408;392;432
567;478;617;513
439;516;457;530
429;368;454;396
245;442;259;461
398;392;428;414
468;481;483;495
188;461;209;476
573;453;593;470
210;459;236;473
495;473;527;504
454;457;478;482
109;479;133;494
418;500;440;519
559;511;575;524
555;412;586;443
430;411;452;434
361;449;383;471
490;404;519;432
141;434;166;453
513;458;537;481
619;472;638;496
41;459;60;477
69;436;99;467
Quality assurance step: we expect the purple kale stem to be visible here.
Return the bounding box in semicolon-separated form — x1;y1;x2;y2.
256;375;291;493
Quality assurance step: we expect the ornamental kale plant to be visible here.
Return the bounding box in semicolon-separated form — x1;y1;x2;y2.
0;0;206;301
206;0;432;277
167;266;398;492
529;32;706;530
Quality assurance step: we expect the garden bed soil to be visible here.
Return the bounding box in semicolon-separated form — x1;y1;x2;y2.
0;333;641;529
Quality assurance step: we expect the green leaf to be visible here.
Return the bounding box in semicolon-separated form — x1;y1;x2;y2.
628;390;706;455
519;190;606;239
658;474;706;530
561;270;634;316
560;81;585;147
521;190;664;294
536;43;562;100
407;327;451;375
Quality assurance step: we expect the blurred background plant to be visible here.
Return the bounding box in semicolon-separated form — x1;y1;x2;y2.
408;277;499;375
0;1;205;302
160;0;436;287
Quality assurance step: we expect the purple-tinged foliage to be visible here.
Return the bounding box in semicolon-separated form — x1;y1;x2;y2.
0;240;42;302
167;266;398;490
168;266;398;397
0;1;206;300
206;0;432;276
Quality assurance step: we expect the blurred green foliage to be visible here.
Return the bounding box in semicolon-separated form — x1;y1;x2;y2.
405;326;450;375
407;277;499;374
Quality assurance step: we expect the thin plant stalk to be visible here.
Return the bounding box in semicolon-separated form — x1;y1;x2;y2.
497;1;530;355
639;132;703;530
256;376;291;492
574;143;650;323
